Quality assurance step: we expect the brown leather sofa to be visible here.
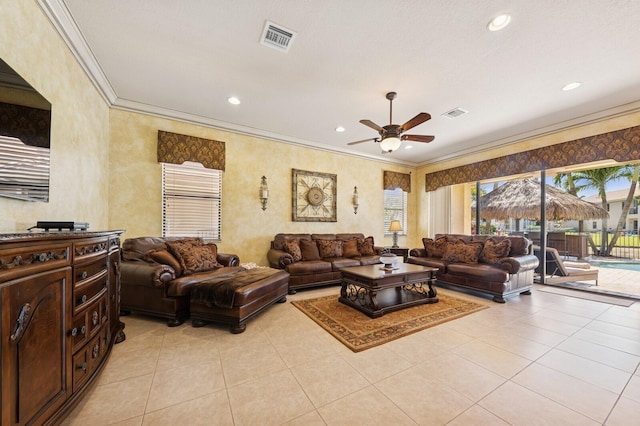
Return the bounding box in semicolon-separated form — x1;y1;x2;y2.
408;234;539;303
267;233;384;293
120;236;241;326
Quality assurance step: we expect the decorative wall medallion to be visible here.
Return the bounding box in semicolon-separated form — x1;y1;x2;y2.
292;169;337;222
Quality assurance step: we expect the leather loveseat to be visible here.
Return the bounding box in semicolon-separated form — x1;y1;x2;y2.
120;236;241;326
408;234;539;303
267;233;384;293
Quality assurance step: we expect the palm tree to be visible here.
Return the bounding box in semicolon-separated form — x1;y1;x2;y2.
608;164;639;251
571;166;631;255
553;172;587;232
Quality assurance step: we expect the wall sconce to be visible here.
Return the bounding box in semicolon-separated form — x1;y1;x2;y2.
388;220;403;248
260;176;269;211
352;186;359;214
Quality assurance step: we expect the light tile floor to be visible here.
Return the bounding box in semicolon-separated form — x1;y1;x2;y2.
63;285;640;425
549;265;640;299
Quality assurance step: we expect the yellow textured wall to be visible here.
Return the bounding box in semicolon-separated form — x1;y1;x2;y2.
109;109;417;264
0;1;111;233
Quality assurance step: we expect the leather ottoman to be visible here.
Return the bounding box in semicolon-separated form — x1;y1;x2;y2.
190;268;289;333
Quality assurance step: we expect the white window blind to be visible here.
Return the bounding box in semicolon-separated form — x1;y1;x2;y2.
162;162;222;240
383;188;407;234
0;135;50;202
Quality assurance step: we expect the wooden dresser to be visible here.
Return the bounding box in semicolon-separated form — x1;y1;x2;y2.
0;230;124;425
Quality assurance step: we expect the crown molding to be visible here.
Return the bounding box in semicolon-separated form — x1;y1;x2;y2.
38;0;117;105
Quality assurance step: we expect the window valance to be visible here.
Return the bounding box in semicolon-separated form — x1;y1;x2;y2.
424;125;640;192
383;171;411;192
0;102;50;148
157;130;225;171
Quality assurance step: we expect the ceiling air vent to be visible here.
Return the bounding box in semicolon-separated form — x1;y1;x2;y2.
260;21;296;52
442;107;468;119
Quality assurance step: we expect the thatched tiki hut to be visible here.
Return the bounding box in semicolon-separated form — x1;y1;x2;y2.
475;178;608;231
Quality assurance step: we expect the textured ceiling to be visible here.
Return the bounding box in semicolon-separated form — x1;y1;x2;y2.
46;0;640;165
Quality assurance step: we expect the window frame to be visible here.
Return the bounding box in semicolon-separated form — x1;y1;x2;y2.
161;161;222;241
383;187;407;235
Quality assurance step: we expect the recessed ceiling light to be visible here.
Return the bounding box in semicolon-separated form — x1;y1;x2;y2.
227;97;241;105
335;126;345;132
487;14;511;31
562;82;581;91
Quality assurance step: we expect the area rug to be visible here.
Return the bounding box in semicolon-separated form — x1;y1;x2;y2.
292;293;488;352
538;286;636;307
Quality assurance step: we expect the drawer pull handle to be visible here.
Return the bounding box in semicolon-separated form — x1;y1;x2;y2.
77;363;87;372
71;327;77;337
81;271;88;279
81;295;87;303
38;253;47;262
10;303;32;342
80;326;86;335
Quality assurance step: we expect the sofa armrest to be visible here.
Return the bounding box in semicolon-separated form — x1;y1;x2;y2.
267;248;293;268
409;248;427;257
217;253;240;267
120;261;176;288
499;254;539;274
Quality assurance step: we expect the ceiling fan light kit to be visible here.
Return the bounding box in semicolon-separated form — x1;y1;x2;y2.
380;137;401;152
347;91;434;153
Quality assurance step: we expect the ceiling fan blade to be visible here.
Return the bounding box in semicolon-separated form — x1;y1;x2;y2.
347;137;378;146
402;134;435;143
400;113;431;132
359;119;383;132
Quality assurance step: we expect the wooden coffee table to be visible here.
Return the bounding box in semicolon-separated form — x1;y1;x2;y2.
339;264;438;318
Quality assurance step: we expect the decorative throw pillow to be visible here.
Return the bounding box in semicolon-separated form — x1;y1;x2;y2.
145;249;183;277
423;236;447;258
300;238;321;260
317;239;343;258
166;241;221;275
342;238;360;257
357;236;376;256
442;240;483;264
284;240;302;262
480;238;511;264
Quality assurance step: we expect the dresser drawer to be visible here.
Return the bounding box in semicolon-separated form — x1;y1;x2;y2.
72;327;108;392
73;271;107;314
70;292;108;351
74;256;107;284
73;237;108;263
72;346;90;391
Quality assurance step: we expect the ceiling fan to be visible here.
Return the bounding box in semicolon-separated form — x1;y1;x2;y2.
347;92;434;153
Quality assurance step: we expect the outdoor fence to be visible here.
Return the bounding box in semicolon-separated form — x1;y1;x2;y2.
498;229;640;260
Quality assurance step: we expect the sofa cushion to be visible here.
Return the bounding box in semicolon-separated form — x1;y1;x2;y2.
145;249;184;277
122;236;202;261
507;236;529;255
286;260;332;275
447;263;508;282
342;238;360;257
358;255;382;266
317;239;343;258
330;258;361;269
166;241;222;275
423;236;447;258
357;236;376;256
480;238;511;264
409;256;447;271
284;240;302;262
300;239;321;260
442;240;483;264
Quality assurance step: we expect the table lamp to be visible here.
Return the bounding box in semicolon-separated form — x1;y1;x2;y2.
388;220;403;248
